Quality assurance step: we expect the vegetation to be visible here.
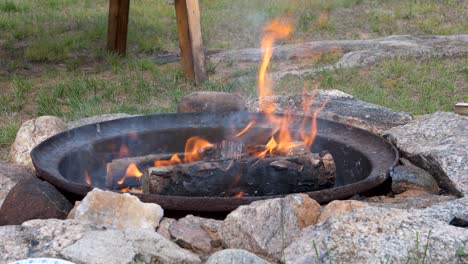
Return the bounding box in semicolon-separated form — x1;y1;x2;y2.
0;0;466;160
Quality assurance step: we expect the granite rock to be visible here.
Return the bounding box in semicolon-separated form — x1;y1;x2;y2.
391;165;440;194
0;218;201;264
247;90;413;134
205;249;270;264
384;112;468;196
157;217;176;240
61;229;201;264
169;215;223;256
0;162;34;208
0;177;73;225
317;200;368;223
284;198;468;264
0;219;102;263
178;91;247;113
9;116;66;171
68;188;163;230
221;194;321;261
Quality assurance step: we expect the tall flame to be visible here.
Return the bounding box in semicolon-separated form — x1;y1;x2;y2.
258;17;293;114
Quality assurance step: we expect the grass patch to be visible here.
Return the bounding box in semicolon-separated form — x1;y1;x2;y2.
277;56;467;115
0;0;466;160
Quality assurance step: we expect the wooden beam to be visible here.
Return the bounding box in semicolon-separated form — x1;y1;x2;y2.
174;0;208;84
107;0;130;55
454;102;468;116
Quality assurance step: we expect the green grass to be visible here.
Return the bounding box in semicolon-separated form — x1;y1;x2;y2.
277;56;467;115
0;0;466;160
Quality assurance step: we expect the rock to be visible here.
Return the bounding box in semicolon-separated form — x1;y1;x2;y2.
0;219;103;263
247;90;413;134
211;35;468;64
284;198;468;264
157;217;176;240
124;228;202;264
221;194;321;261
62;229;201;264
178;91;246;113
450;216;468;228
168;215;223;256
67;113;134;129
0;162;34;208
9;116;66;171
206;249;270;264
317;200;368;223
367;192;457;209
391;165;440;194
0;178;73;225
384;112;468;196
68;188;163;230
0;219;201;264
60;230;135;264
335;50;378;68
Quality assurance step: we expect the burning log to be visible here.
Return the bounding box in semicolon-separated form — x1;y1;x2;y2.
142;151;336;197
106;153;179;188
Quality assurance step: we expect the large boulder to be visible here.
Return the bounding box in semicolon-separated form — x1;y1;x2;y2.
247;90;413;134
0;177;73;225
0;219;102;262
178;91;247;113
284;198;468;264
0;162;34;208
61;229;201;264
384;112;468;196
9;116;66;171
68;188;163;230
221;194;321;262
0;219;201;264
317;200;368;223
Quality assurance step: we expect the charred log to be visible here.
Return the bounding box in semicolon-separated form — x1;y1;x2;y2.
142;152;336;197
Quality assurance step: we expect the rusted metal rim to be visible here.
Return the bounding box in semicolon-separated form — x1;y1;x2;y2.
31;112;398;212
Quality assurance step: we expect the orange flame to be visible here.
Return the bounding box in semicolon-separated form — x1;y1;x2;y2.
84;170;92;185
120;187;131;193
232;192;244;198
301;98;329;147
257;136;278;158
154;154;182;167
234;120;255;138
258;17;293;114
184;136;213;163
117;163;143;185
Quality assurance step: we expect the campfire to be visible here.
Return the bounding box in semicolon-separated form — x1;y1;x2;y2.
30;17;397;212
100;18;336;198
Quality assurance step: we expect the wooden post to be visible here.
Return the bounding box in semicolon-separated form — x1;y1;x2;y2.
107;0;130;55
174;0;208;84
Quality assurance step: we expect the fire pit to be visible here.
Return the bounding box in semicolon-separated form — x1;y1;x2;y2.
31;111;397;212
31;17;397;212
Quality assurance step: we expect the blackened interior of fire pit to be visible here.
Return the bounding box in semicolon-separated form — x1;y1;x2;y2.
32;112;397;212
58;127;371;195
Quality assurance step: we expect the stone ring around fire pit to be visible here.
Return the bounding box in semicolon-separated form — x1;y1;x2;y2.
31;112;398;212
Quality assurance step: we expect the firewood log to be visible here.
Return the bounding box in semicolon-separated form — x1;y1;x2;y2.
142;152;336;197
